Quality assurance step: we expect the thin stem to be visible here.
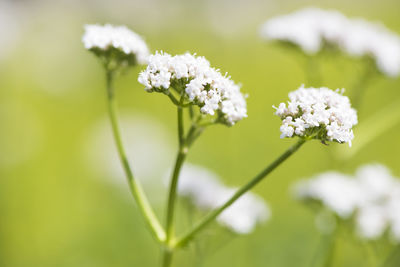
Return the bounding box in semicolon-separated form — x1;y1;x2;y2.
178;99;185;146
167;92;180;106
162;114;205;267
188;105;194;121
320;233;337;267
380;245;400;267
165;147;187;243
105;70;166;242
165;100;186;244
162;248;173;267
174;138;307;248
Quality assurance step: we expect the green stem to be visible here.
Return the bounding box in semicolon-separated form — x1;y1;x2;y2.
320;233;337;267
177;100;185;146
188;105;194;120
165;148;187;243
167;92;180;106
174;138;307;248
380;245;400;267
106;70;166;242
163;113;205;266
162;248;173;267
165;103;186;244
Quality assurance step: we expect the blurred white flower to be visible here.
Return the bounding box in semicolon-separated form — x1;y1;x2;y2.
260;7;400;77
387;189;400;242
356;205;388;240
356;164;396;205
138;51;247;126
82;24;150;65
260;8;347;54
339;19;400;77
274;85;357;146
294;164;400;242
170;164;270;234
354;164;400;241
294;172;363;218
216;188;270;234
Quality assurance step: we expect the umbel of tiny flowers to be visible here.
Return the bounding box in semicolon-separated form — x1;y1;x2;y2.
82;24;166;243
82;24;150;72
138;51;248;126
293;164;400;267
260;7;400;78
274;85;358;147
293;164;400;242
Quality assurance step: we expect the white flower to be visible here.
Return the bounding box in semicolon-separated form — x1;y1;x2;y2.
387;189;400;242
138;52;247;126
356;164;396;205
294;172;363;218
339;19;400;77
82;24;149;65
260;8;347;54
274;85;357;146
294;164;400;242
170;164;270;234
355;164;400;242
356;205;388;240
260;8;400;77
216;188;270;234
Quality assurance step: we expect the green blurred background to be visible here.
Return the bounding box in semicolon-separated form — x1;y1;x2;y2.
1;0;400;266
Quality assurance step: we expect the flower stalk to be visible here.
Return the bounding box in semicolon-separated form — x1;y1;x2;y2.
173;138;307;248
163;102;206;267
106;69;166;242
165;103;187;243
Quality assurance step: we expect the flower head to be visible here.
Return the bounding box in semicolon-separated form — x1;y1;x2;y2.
274;85;357;146
170;164;270;234
260;8;347;54
82;24;149;68
293;164;400;242
260;8;400;77
294;172;363;218
138;52;247;126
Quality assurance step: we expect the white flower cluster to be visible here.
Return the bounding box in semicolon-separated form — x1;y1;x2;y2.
274;85;357;146
260;8;400;77
293;164;400;242
82;24;149;64
171;164;270;234
138;52;247;125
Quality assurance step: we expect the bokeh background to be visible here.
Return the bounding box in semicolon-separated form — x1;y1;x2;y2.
1;0;400;266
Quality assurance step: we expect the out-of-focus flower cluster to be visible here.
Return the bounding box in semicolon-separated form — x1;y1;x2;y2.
293;164;400;242
168;164;270;234
138;52;247;126
274;85;358;146
260;7;400;77
82;24;149;66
